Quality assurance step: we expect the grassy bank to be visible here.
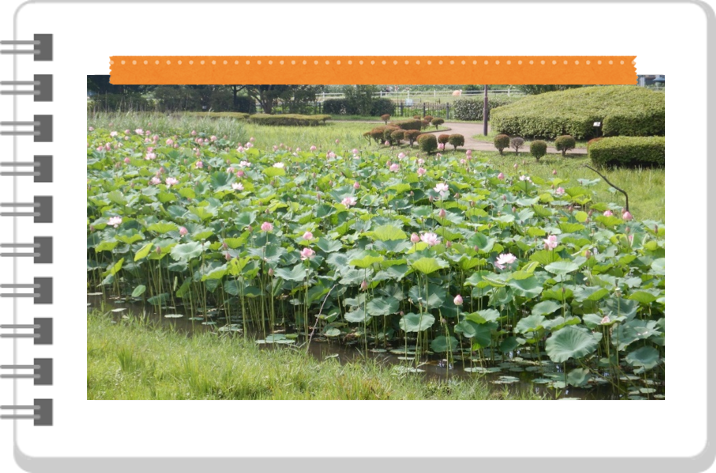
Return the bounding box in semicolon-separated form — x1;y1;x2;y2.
87;311;543;400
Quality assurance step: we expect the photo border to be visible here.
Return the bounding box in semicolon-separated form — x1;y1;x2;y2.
9;1;712;472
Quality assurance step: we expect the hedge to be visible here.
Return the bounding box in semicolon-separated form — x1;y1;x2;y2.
183;112;250;120
588;136;665;168
390;119;422;131
452;95;522;121
491;86;665;140
248;114;331;126
322;99;353;115
322;97;395;117
370;98;396;117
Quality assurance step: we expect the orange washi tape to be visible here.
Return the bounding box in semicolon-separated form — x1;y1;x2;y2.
110;56;636;85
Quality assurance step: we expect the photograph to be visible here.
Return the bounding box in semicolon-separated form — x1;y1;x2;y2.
86;79;665;400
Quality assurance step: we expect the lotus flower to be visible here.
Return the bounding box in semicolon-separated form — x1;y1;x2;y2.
300;247;316;260
261;222;273;232
303;231;314;240
622;210;633;221
310;145;317;152
239;161;251;168
353;182;360;189
555;187;565;196
434;183;449;199
232;183;244;191
123;157;130;164
150;177;161;185
418;167;427;176
360;280;368;291
543;234;558;250
195;161;203;169
438;143;445;151
327;152;336;159
166;138;173;145
495;253;517;270
420;232;440;246
179;226;188;237
601;315;611;324
417;159;425;165
438;208;446;218
145;152;156;160
273;162;285;168
341;197;357;207
453;294;463;306
410;233;420;243
519;175;531;182
603;210;614;217
497;172;505;180
398;153;406;160
135;129;143;135
165;177;178;187
389;163;400;172
191;130;197;136
108;216;122;228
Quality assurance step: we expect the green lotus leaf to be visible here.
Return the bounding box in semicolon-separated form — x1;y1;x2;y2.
545;326;598;363
410;257;448;275
625;346;660;371
170;242;204;261
399;313;435;333
430;335;459;353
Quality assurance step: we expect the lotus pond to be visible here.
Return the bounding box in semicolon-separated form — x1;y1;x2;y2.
86;124;665;399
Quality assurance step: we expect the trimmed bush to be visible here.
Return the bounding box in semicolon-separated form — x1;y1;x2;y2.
431;118;445;129
510;137;525;155
448;134;465;151
530;140;548;162
248;114;331;126
322;99;353;115
491;85;665;139
390;119;422;131
370;98;395;117
381;114;391;124
405;130;421;146
586;137;604;149
413;115;421;120
494;134;511;155
438;134;450;145
554;135;576;157
453;95;522;121
588;136;665;168
421;120;430;130
424;115;434;123
418;134;438;154
182;112;250;120
383;126;400;144
390;129;405;144
369;126;387;144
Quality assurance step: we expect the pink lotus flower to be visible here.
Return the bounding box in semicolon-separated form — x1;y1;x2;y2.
454;294;463;306
622;210;633;221
123;157;131;164
300;247;316;260
303;231;314;240
135;129;143;135
519;175;532;182
410;233;420;243
150;177;161;185
108;216;122;228
110;131;117;137
296;148;301;152
352;148;358;154
398;153;406;160
237;146;245;153
195;161;203;169
603;210;614;217
389;163;400;172
420;232;440;246
191;130;197;136
417;167;427;176
555;187;565;196
250;137;255;142
144;152;156;160
246;142;254;148
232;183;244;191
166;139;173;145
601;315;611;324
437;143;445;151
327;151;336;159
236;170;245;178
89;126;94;131
460;159;467;165
552;169;557;175
211;135;217;142
310;145;317;152
436;153;442;159
495;253;517;270
165;177;178;187
360;280;368;291
238;161;251;168
438;208;446;218
227;167;234;174
341;197;357;207
434;182;449;199
466;149;472;156
335;139;340;144
353;182;360;189
273;162;285;169
513;163;518;170
543;234;558;250
497;172;505;180
261;222;273;232
179;227;188;237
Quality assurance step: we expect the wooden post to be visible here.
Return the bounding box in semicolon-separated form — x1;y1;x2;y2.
483;85;489;136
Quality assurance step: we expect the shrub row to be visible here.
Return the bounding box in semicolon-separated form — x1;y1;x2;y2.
491;86;665;140
182;112;250;120
322;98;395;117
248;114;331;126
588;136;665;168
452;95;522;121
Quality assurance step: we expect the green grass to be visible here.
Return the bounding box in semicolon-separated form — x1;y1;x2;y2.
87;311;543;400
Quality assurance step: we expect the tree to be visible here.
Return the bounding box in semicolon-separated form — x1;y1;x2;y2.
343;85;378;116
516;85;583;95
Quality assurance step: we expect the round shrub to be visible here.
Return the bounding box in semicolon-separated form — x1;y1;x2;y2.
369;126;387;144
405;130;421;146
391;119;422;131
448;134;465;151
421;120;430;130
383;126;400;144
431;118;445;129
413;115;421;120
424;115;434;123
554;135;576;157
438;134;450;145
418;134;438;154
530;140;548;162
381;114;391;124
510;137;525;155
494;134;510;155
390;129;405;144
588;136;665;168
587;137;603;149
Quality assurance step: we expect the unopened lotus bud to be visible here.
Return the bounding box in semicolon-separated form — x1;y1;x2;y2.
502;195;507;201
585;249;592;259
90;225;95;232
222;242;228;249
360;280;368;291
268;268;274;277
156;246;162;255
446;241;452;248
439;208;446;218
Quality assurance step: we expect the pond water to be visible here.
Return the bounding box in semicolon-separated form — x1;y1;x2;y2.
88;293;663;400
